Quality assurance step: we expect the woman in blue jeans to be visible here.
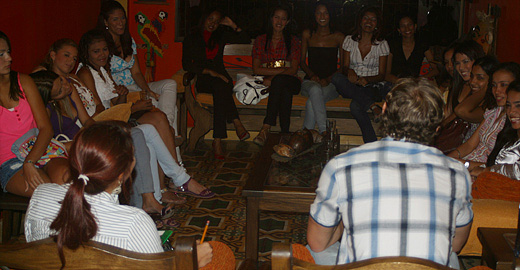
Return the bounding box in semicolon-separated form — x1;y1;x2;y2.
300;2;344;134
332;6;390;143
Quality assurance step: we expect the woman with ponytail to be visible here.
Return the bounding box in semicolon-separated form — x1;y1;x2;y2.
24;121;213;269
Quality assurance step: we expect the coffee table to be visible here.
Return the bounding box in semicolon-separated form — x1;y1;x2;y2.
242;133;328;262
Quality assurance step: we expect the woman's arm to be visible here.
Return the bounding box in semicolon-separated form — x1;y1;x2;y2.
299;30;318;81
454;87;486;123
448;120;483;160
359;55;388;85
385;53;399;84
19;74;54;189
70;87;95;128
70;74;105;116
423;49;440;78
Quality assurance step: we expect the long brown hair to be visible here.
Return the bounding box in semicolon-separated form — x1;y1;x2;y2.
40;38;77;71
0;31;22;101
351;6;384;44
50;121;134;269
96;0;133;59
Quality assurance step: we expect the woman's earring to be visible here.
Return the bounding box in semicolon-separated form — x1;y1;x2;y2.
112;180;122;195
106;26;109;30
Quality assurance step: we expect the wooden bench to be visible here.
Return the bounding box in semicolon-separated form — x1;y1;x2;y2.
0;236;199;270
0;192;29;243
178;43;381;151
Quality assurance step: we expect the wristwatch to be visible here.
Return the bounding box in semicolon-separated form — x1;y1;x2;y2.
464;161;470;169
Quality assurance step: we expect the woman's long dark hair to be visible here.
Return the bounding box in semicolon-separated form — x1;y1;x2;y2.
265;4;294;60
486;63;520;167
351;6;384;44
78;29;109;70
448;40;485;111
474;55;500;110
0;31;22;101
96;0;133;59
30;70;75;134
310;1;336;34
49;121;134;269
195;8;225;50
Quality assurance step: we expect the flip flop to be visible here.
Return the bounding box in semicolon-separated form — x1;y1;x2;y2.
238;131;250;141
148;204;175;220
177;179;215;198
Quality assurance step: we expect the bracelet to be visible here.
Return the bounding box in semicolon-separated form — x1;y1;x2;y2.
24;160;37;166
160;188;168;194
455;149;461;159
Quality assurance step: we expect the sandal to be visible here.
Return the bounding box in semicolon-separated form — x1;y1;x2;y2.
177;179;215;198
253;128;269;146
148;204;176;220
370;104;383;123
238;131;250;141
155;217;180;229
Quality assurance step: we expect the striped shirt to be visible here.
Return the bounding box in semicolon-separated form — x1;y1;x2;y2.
25;183;163;253
342;35;389;77
310;138;473;265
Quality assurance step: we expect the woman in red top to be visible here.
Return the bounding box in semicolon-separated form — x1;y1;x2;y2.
251;5;302;146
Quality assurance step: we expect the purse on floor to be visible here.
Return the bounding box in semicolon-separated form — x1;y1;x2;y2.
11;128;68;167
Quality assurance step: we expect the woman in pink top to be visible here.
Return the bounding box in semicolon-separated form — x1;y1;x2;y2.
0;31;68;197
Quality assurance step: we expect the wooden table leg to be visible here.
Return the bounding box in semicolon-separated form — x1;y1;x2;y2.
245;197;260;262
1;210;12;244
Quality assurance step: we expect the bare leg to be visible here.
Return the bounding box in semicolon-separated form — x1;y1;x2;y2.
233;119;248;138
213;138;224;156
138;111;179;163
142;192;169;214
5;168;50;197
44;157;70;184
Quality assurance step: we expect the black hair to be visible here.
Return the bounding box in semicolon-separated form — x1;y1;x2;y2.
448;39;485;111
96;0;133;59
196;8;225;50
310;1;336;34
0;31;22;101
351;6;384;44
473;55;500;110
78;29;109;69
487;79;520;167
265;4;293;60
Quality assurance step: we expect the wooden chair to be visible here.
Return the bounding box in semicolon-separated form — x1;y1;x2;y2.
271;243;455;270
0;236;199;270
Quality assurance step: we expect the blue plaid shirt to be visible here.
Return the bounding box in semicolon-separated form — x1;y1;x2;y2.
310;137;473;265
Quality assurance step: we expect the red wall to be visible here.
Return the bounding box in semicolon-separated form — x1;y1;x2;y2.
1;1;100;74
464;0;520;63
128;0;183;80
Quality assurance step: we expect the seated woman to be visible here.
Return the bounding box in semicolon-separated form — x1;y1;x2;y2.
300;2;344;134
24;121;213;268
182;8;250;159
97;1;182;160
331;6;390;143
435;40;486;153
471;80;520;180
385;13;438;84
76;30;213;199
0;31;68;197
448;61;520;170
251;4;302;146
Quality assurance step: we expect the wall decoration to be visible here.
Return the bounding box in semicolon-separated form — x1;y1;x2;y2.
471;7;500;55
135;10;169;81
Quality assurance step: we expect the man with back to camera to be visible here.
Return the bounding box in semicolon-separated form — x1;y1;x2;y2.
306;78;472;269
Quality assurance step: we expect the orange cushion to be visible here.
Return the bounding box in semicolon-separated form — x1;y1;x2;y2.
291;243;315;264
472;171;520;202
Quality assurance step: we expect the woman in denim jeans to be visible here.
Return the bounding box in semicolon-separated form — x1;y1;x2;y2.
300;2;344;134
331;6;390;143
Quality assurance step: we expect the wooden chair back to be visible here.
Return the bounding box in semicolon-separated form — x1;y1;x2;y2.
271;243;455;270
0;236;198;270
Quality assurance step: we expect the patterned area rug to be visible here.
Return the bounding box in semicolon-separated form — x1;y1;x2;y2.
168;140;310;264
